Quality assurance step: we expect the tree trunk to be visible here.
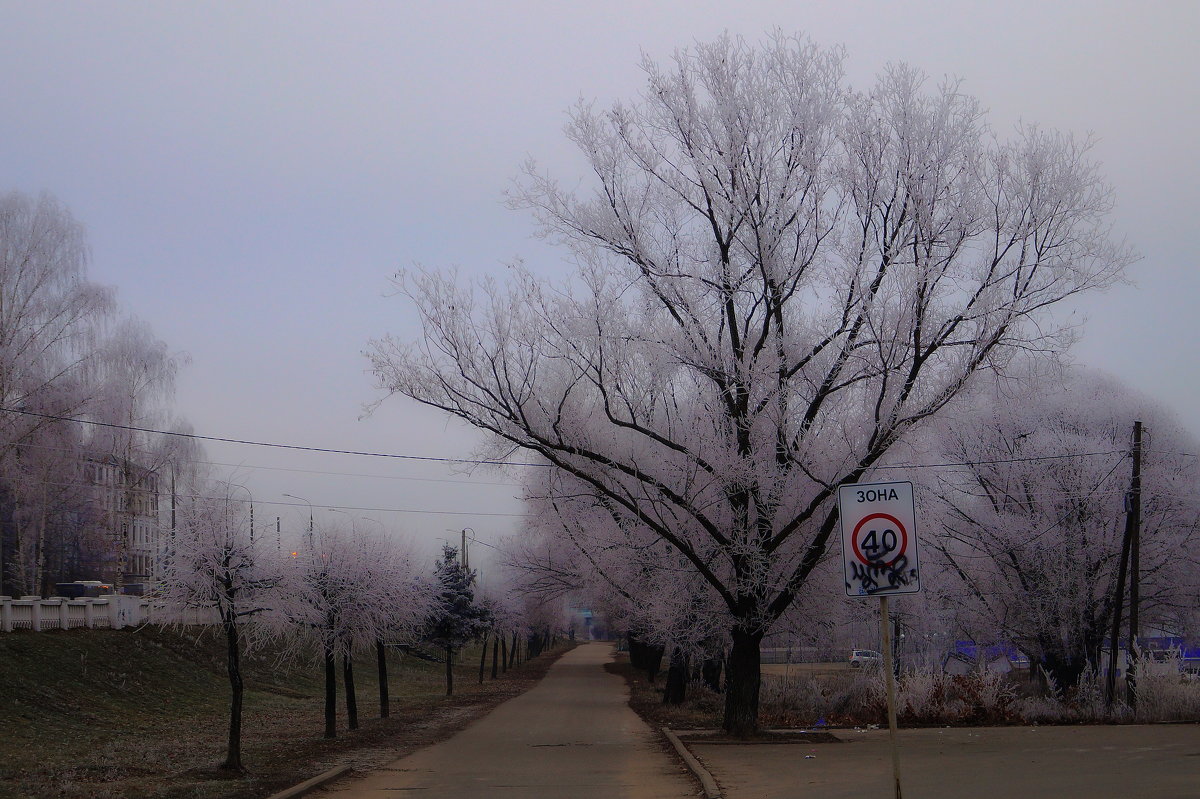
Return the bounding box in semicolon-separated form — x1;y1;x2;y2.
221;615;244;771
343;653;359;730
324;643;337;739
491;633;499;679
445;643;454;696
376;640;389;718
628;635;646;670
478;632;488;684
645;644;664;685
663;647;688;705
723;629;762;738
501;635;509;672
1043;650;1089;694
701;656;724;693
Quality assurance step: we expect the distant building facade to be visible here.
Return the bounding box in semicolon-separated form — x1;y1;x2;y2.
84;455;162;586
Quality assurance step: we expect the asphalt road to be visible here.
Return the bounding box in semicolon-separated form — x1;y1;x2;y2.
320;641;697;799
690;723;1200;799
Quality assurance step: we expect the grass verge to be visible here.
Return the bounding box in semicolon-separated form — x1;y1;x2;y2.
0;627;573;799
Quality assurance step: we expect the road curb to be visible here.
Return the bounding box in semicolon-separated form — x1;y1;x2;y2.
661;726;721;799
265;764;352;799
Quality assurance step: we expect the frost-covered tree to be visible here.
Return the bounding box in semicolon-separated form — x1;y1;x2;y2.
0;192;192;593
3;409;101;595
282;525;432;737
87;316;193;585
370;33;1134;734
0;191;114;595
158;481;283;773
922;367;1200;689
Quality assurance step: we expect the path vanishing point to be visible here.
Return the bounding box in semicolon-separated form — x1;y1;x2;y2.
320;641;697;799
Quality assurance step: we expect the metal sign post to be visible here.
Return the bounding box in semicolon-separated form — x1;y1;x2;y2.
838;481;921;799
880;594;903;799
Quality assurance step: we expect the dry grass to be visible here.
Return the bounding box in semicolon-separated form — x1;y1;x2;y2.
609;655;1200;734
0;627;573;799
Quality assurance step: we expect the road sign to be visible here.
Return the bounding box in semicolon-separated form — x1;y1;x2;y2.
838;480;921;597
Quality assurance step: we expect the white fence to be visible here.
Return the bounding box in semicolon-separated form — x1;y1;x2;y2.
0;595;218;632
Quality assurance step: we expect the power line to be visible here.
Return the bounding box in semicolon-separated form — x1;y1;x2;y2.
5;474;527;518
1;438;524;487
1;406;1150;473
932;452;1131;560
875;449;1126;469
0;407;547;467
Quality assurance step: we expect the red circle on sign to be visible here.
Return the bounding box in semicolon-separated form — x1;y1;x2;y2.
851;513;908;567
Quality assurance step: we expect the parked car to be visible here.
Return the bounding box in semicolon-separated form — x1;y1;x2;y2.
849;649;882;668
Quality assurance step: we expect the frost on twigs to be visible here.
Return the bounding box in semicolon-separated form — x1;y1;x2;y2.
370;32;1135;735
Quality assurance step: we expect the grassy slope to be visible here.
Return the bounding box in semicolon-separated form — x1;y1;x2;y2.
0;627;565;799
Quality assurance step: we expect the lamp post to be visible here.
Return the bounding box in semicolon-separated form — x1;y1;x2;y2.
283;493;314;553
328;508;354;534
229;483;254;544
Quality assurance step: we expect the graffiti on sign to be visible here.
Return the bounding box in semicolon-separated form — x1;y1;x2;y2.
838;481;922;597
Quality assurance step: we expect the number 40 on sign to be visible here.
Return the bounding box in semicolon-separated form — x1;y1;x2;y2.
837;481;922;597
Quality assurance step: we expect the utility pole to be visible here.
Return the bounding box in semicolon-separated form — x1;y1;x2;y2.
1105;520;1131;706
1106;420;1142;708
1126;420;1143;711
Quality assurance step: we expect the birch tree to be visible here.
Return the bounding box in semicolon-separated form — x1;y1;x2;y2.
0;192;191;593
87;316;192;585
370;33;1134;734
0;191;114;594
5;413;99;595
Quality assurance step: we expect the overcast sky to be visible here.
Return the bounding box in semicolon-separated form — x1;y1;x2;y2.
1;1;1195;567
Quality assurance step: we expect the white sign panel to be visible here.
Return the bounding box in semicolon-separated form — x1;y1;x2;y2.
838;481;921;597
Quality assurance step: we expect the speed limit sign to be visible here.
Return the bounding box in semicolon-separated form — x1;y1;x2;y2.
838;481;921;597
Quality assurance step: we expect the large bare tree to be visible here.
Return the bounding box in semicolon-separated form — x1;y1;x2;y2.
370;33;1134;734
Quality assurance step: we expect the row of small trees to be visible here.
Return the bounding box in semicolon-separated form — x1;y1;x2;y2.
157;482;540;772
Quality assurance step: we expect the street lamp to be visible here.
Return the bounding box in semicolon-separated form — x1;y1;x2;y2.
229;483;254;544
283;493;314;552
359;517;385;537
328;508;354;533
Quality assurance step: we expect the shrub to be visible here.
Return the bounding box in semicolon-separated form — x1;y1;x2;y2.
754;662;1200;728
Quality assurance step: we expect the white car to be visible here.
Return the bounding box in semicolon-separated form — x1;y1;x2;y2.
849;649;882;668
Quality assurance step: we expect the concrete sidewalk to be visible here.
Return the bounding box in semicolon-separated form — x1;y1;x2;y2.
688;723;1200;799
319;642;697;799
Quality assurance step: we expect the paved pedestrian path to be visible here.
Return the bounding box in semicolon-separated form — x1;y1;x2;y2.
321;642;697;798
